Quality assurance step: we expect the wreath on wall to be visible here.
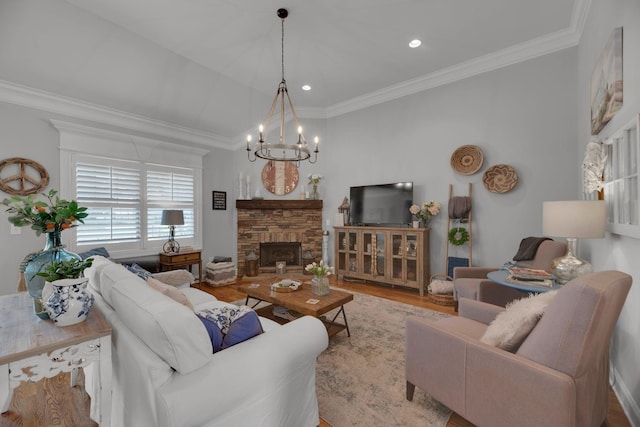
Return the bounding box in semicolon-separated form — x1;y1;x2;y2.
448;227;469;246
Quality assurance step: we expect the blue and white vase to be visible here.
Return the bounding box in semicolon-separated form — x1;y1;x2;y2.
43;277;94;326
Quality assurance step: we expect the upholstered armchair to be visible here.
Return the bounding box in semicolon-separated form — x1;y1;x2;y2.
405;271;632;427
453;239;567;307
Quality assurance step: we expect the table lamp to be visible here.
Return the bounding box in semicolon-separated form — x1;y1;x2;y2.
542;200;607;284
161;209;184;253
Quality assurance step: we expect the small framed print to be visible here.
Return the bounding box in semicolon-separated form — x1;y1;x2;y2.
212;191;226;210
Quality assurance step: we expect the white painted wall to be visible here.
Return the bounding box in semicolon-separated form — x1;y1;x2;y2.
577;0;640;424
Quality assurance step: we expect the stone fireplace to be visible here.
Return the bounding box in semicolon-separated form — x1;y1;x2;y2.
236;200;323;275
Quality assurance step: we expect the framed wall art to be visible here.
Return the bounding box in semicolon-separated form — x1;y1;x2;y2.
590;27;623;136
212;191;227;210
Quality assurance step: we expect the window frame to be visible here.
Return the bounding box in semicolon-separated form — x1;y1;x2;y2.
55;120;207;257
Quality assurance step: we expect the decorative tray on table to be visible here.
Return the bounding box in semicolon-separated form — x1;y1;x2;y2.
270;279;302;292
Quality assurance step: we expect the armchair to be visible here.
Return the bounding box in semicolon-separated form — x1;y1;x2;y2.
453;239;567;307
406;270;631;427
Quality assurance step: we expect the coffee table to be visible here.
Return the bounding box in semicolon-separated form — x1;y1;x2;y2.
238;281;354;337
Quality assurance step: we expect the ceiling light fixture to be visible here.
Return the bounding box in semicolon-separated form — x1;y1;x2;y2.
247;8;319;165
302;84;311;91
409;39;422;48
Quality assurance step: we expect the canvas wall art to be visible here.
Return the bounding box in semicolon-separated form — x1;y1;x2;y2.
590;27;623;135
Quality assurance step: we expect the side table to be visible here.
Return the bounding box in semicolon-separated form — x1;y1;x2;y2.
0;292;112;425
159;249;202;285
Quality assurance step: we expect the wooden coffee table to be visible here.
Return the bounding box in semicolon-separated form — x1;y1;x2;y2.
238;281;354;337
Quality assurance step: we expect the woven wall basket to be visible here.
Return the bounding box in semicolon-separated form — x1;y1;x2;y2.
450;145;484;175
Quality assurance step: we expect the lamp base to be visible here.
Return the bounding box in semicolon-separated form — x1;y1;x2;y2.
163;239;181;253
551;254;592;284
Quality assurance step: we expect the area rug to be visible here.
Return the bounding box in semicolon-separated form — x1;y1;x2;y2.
316;291;452;426
236;291;454;426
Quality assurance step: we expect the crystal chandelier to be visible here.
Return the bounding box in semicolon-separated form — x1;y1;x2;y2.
246;8;319;165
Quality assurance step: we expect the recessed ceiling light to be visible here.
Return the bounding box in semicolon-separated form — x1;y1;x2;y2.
302;85;311;91
409;39;422;48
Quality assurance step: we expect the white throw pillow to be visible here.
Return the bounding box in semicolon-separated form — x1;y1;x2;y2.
480;291;558;352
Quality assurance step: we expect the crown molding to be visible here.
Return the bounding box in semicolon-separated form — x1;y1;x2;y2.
0;80;233;150
326;27;581;118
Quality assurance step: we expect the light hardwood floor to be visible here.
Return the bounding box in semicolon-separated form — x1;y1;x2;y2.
0;275;630;427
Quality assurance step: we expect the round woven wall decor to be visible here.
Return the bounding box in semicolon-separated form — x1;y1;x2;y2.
450;145;484;175
0;157;49;196
483;164;518;193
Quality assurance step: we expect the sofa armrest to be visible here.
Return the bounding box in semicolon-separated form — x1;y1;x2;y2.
453;266;499;280
156;316;329;427
458;298;504;324
405;317;576;426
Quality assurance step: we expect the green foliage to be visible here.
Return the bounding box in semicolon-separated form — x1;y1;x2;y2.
36;258;94;282
2;189;88;236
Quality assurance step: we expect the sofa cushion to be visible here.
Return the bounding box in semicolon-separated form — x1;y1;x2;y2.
480;291;557;352
110;276;212;374
147;276;194;311
125;263;153;280
197;305;264;352
78;246;111;260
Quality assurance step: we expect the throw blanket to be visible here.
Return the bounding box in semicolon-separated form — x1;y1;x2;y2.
448;196;472;219
513;237;551;261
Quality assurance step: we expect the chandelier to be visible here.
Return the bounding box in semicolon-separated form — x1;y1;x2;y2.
246;8;319;165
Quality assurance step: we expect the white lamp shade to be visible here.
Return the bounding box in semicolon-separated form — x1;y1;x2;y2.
161;209;184;226
543;200;606;238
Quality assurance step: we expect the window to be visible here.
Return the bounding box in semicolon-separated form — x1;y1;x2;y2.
55;121;207;256
602;114;640;238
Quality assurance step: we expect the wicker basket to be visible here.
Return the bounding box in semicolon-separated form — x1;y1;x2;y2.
427;274;456;306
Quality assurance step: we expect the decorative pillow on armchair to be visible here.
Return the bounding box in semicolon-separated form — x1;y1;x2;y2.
480;291;557;352
197;305;264;352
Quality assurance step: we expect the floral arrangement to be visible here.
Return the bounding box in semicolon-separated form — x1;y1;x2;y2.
409;200;441;223
2;189;88;236
307;173;323;185
305;260;333;278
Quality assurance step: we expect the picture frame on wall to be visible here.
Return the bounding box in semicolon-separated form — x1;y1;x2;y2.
590;27;623;136
212;191;226;210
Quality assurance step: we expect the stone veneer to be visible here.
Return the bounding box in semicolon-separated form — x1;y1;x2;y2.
236;200;323;276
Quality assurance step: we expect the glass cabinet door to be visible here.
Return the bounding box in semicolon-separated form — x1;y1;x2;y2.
336;230;347;272
405;233;419;284
362;232;374;275
347;231;358;273
374;232;385;277
391;232;404;281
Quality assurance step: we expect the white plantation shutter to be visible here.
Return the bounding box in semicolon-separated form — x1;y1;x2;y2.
76;163;141;244
147;169;195;239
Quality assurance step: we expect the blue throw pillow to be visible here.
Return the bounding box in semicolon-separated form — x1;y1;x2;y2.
126;263;152;280
221;310;264;350
197;305;264;353
196;314;224;353
78;247;110;260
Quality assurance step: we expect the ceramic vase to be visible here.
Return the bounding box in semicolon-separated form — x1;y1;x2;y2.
311;275;330;296
43;277;94;326
23;231;81;319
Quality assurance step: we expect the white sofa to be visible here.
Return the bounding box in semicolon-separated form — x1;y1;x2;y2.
83;256;328;427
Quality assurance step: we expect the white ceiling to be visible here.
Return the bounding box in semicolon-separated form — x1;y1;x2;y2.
1;0;585;145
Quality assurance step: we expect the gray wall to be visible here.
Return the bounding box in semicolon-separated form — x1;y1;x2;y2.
578;0;640;424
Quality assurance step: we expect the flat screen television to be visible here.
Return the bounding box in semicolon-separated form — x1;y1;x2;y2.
349;182;413;226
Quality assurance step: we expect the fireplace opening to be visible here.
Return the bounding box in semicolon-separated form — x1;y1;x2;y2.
260;242;302;268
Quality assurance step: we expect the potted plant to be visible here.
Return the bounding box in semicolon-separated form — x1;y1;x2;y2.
305;260;333;296
2;189;89;318
37;258;94;326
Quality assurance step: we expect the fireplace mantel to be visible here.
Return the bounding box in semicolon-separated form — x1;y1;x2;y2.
236;200;322;210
